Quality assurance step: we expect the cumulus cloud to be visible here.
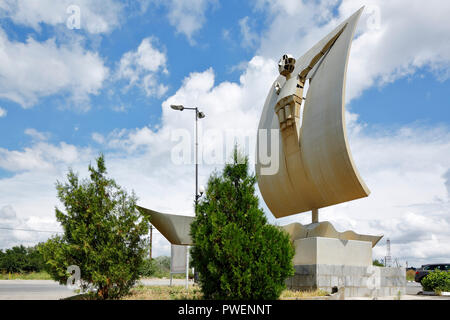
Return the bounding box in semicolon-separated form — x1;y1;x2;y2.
239;16;259;49
116;37;169;98
0;28;109;109
0;140;93;173
0;205;62;250
151;0;217;44
0;0;123;34
445;169;450;197
254;0;450;102
0;107;6;118
24;128;50;142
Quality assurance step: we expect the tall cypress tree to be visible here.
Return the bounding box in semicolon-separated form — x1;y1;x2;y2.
190;146;294;300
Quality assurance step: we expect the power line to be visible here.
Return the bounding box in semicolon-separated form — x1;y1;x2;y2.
0;226;163;235
0;227;63;234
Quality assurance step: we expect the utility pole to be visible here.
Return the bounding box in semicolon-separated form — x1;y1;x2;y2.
170;104;206;291
149;224;153;260
385;238;391;267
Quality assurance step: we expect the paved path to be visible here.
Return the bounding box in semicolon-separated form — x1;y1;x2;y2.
406;281;422;295
0;278;195;300
139;278;195;286
0;280;75;300
0;279;446;300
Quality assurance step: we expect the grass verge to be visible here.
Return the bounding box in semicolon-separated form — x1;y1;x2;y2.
124;285;203;300
280;289;329;299
123;286;329;300
0;271;52;280
64;285;331;300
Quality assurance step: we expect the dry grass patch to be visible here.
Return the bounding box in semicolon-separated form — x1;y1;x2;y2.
124;285;203;300
406;270;416;282
123;285;329;300
0;271;52;280
280;289;329;299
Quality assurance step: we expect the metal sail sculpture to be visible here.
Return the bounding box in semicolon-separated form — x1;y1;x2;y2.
256;8;381;246
139;8;381;249
137;206;193;245
257;8;370;218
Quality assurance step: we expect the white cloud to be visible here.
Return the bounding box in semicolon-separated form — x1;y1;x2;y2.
0;0;123;34
239;16;258;49
0;205;62;249
24;128;50;141
153;0;217;44
0;107;6;118
0;141;93;173
445;169;450;196
117;37;169;98
0;28;109;109
254;0;450;102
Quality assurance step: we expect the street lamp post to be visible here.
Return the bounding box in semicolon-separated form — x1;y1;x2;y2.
170;105;205;210
170;104;205;290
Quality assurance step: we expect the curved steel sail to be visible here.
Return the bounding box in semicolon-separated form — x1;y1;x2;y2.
256;8;369;218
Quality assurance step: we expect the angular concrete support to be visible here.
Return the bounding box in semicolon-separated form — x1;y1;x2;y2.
286;238;406;297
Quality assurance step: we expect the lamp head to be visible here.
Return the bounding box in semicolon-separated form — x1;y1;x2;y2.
198;111;206;119
170;104;184;111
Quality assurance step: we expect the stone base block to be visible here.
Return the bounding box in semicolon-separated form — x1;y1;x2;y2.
286;238;406;297
286;264;406;297
292;237;372;266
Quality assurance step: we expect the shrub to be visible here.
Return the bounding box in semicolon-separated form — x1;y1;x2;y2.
0;245;45;273
39;155;149;299
139;259;158;278
139;256;172;278
406;269;416;281
421;269;450;293
372;259;384;267
190;146;295;300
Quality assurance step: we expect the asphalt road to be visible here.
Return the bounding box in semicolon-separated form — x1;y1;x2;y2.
0;278;194;300
0;280;75;300
0;279;447;300
406;281;422;295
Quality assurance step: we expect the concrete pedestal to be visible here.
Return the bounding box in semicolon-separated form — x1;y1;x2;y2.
286;237;406;298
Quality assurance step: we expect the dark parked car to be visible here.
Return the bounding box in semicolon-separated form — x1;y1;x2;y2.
415;263;450;283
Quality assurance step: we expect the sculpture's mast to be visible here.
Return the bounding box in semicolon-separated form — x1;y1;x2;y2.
312;209;319;223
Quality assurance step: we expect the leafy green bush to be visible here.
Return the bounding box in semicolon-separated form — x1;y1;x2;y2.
421;269;450;293
39;155;149;299
190;147;295;300
139;256;172;278
372;259;384;267
0;245;45;273
139;259;157;277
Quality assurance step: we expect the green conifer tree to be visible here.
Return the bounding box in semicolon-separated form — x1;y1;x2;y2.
39;155;149;299
190;146;294;299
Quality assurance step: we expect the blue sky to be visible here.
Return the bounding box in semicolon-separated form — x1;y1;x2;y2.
0;0;264;151
0;0;449;267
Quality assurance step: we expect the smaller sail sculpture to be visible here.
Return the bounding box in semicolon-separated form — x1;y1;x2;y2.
137;206;194;245
256;8;382;247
